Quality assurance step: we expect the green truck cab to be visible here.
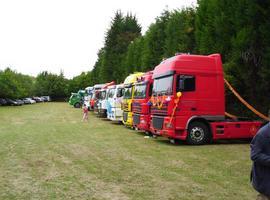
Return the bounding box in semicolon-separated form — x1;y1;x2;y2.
68;90;86;108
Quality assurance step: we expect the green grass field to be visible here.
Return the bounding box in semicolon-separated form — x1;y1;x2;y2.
0;102;256;199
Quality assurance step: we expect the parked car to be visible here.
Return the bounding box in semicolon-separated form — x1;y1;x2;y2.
40;97;46;102
41;96;51;102
23;98;36;104
5;98;19;106
15;99;24;105
22;98;31;104
32;97;43;103
0;98;7;106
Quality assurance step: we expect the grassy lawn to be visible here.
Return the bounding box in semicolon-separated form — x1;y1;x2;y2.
0;102;256;199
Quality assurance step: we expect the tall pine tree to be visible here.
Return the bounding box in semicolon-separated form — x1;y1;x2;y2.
141;10;170;71
101;11;141;83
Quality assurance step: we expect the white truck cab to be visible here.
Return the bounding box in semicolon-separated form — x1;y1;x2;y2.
97;88;108;117
84;86;94;110
107;84;124;122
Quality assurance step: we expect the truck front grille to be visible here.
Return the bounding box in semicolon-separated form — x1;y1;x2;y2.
133;114;140;125
150;105;168;116
152;116;164;130
132;102;141;113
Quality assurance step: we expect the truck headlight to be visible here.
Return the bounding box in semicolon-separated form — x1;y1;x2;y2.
165;122;173;129
140;119;146;124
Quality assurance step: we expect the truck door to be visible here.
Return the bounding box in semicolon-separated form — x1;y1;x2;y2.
175;75;196;129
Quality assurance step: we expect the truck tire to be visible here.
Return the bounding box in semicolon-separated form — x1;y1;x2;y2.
74;102;81;108
187;122;210;145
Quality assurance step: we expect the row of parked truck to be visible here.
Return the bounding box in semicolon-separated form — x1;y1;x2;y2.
69;53;263;145
0;96;51;106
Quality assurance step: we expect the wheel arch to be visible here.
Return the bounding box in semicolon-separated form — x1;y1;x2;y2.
186;116;213;138
74;101;81;108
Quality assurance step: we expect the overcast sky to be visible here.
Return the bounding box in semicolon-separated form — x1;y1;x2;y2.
0;0;196;79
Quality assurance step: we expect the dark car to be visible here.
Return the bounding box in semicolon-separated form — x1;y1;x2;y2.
40;97;46;102
0;98;7;106
15;99;24;106
41;96;51;102
32;97;42;103
5;98;19;106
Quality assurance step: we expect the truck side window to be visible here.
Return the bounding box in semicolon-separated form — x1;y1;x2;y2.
117;88;124;97
177;75;195;92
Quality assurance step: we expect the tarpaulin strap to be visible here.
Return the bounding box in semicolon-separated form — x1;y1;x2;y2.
224;79;270;121
225;112;237;120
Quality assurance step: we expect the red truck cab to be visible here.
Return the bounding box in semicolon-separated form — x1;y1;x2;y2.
150;53;261;144
132;71;153;133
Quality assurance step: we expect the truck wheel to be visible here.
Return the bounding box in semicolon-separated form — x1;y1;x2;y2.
187;122;210;145
74;102;81;108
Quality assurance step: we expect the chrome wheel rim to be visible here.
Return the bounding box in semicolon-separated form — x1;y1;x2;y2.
190;127;204;142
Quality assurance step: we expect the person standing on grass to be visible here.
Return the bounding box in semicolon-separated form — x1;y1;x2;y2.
82;104;89;122
250;122;270;200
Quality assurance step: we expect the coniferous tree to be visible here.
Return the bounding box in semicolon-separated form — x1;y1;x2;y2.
123;37;144;75
141;10;170;71
101;11;141;83
196;0;270;115
164;8;196;57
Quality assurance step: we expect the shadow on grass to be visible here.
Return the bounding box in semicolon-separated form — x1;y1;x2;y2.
211;139;251;145
100;118;111;121
152;137;251;147
110;121;123;126
133;131;146;136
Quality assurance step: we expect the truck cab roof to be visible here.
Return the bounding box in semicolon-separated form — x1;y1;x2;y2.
124;72;144;85
153;54;223;79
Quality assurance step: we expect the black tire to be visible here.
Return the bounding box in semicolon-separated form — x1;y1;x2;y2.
187;121;210;145
74;102;81;108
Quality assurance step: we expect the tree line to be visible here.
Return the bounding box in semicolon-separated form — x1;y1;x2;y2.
1;0;269;116
78;1;269;116
0;68;69;99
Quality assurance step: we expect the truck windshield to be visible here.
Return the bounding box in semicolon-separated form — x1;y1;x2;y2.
153;75;173;95
100;91;106;100
107;89;115;99
134;84;147;99
117;88;124;97
123;87;132;99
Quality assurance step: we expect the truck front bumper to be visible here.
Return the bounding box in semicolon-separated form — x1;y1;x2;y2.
98;108;107;118
122;111;133;127
133;113;150;132
150;116;187;140
107;107;123;121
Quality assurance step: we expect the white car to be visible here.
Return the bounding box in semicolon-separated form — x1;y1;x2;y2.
25;98;36;104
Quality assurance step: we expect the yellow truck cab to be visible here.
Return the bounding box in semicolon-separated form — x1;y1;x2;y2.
122;72;144;126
